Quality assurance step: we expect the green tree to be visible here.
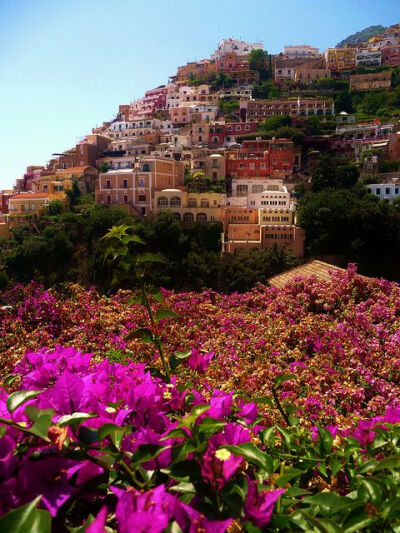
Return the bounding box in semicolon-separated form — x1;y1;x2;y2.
310;155;337;192
46;200;63;216
248;49;270;81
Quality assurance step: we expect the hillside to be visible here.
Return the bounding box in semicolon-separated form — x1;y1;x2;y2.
336;24;386;47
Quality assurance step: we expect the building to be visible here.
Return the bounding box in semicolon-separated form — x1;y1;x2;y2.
275;58;308;82
96;157;185;216
223;221;305;257
382;44;400;67
325;47;357;71
226;139;294;179
242;98;334;121
211;38;263;60
283;45;319;59
366;182;400;203
0;190;13;214
7;193;50;225
47;135;109;171
153;189;225;222
356;50;382;67
349;71;392;91
294;58;330;83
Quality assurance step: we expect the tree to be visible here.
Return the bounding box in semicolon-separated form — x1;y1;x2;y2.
335;164;360;188
261;115;292;132
99;162;109;173
46;200;63;216
248;49;270;81
311;155;337;192
66;181;81;210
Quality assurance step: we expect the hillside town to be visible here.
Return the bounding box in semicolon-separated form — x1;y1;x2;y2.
2;25;400;259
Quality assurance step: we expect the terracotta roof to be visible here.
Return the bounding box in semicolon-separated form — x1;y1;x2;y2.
268;260;345;288
56;166;91;174
10;193;50;199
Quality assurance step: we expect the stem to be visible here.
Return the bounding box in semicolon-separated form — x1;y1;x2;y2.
272;387;291;427
138;276;170;381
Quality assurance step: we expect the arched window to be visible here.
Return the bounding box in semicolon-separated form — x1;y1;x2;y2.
157;196;168;207
183;212;194;223
173;212;181;221
200;199;209;207
170;196;181;207
188;198;197;207
196;213;207;223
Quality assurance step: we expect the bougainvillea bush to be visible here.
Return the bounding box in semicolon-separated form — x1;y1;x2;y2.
1;266;400;531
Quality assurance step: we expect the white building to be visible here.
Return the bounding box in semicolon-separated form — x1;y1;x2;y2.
356;50;382;66
366;183;400;203
283;45;319;59
211;38;263;60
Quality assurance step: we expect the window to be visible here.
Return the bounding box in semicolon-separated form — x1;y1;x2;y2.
43;185;48;192
107;195;111;204
170;196;181;206
142;163;150;172
200;199;209;207
386;188;390;195
183;212;194;223
188;198;197;207
124;195;128;204
245;125;250;131
123;179;128;189
106;180;111;189
138;195;146;202
173;212;181;221
139;178;145;187
157;197;168;207
376;188;381;194
196;213;207;222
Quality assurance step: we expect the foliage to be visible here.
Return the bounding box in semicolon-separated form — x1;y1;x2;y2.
2;267;400;529
252;80;281;99
248;48;270;81
45;200;63;217
218;97;239;117
311;155;359;192
336;25;386;47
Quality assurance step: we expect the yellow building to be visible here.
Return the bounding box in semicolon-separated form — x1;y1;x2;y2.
37;174;73;200
258;208;296;225
7;193;50;225
325;47;356;71
153;189;225;223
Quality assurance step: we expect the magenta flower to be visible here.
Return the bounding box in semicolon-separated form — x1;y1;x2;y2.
85;506;107;533
238;402;258;424
176;501;232;533
0;436;17;478
187;349;215;373
244;480;284;528
111;485;176;533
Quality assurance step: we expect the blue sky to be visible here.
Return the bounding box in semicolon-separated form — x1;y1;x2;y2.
0;0;398;189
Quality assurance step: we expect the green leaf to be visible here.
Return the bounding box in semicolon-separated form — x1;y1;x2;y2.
0;496;51;533
373;455;400;471
180;404;210;429
196;417;226;439
7;390;43;413
58;413;97;427
299;512;344;533
274;373;297;389
137;252;165;264
276;466;304;487
29;413;53;441
169;350;192;371
155;309;180;322
3;374;21;388
302;492;356;511
130;444;170;466
25;405;55;422
357;479;382;506
169;482;196;494
254;396;274;406
223;443;272;471
121;234;145;245
318;425;333;455
330;456;343;478
97;423;125;449
126;327;154;343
